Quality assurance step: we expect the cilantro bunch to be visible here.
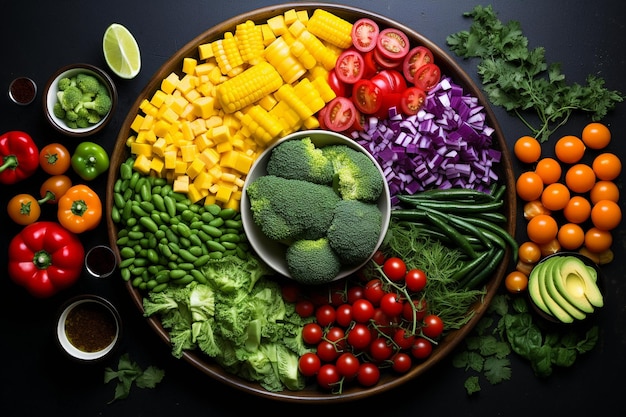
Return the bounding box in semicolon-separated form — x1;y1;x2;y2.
447;5;623;142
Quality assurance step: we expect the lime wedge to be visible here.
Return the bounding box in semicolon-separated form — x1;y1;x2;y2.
103;23;141;79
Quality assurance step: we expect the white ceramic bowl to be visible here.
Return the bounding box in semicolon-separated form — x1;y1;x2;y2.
43;63;117;137
241;129;391;282
56;295;122;362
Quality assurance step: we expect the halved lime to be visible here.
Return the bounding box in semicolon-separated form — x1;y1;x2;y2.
103;23;141;79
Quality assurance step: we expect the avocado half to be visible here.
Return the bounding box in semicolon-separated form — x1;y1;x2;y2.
528;253;603;324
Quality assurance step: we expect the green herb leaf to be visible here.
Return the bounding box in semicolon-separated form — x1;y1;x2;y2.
104;353;165;404
483;356;511;384
447;4;624;142
135;366;165;389
464;375;481;395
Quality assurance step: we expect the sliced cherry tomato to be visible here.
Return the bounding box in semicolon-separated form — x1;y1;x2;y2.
376;28;410;61
327;69;348;97
413;63;441;91
402;46;435;84
362;50;381;78
351;18;379;52
335;49;365;84
323;97;357;132
375;92;402;119
371;69;407;94
352;79;383;115
373;47;402;69
400;86;427;115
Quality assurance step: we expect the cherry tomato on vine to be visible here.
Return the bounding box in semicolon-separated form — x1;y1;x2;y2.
347;285;364;304
281;284;300;303
422;314;444;339
379;292;404;318
364;278;385;305
315;304;336;327
317;364;341;390
316;340;340;363
357;362;380;387
351;298;375;323
295;299;315;318
347;323;372;350
391;352;413;373
405;268;427;292
335;352;360;379
411;337;433;359
393;328;416;350
403;298;427;322
383;257;406;281
335;304;353;327
302;322;323;345
372;250;386;265
298;352;321;377
369;337;394;361
39;142;71;175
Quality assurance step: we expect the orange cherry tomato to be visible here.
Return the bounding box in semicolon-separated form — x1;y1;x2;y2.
523;200;551;220
39;174;73;204
563;195;592;224
564;163;596;193
590;199;622;231
39;143;71;175
541;182;570;211
534;157;562;185
581;122;611;150
584;227;613;253
7;193;41;225
504;271;529;293
592;152;622;181
554;135;586;164
514;136;541;164
557;223;585;250
527;214;558;245
539;238;561;256
516;171;544;201
590;180;619;204
518;241;542;264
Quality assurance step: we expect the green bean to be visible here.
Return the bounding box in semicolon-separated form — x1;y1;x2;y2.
462;248;505;289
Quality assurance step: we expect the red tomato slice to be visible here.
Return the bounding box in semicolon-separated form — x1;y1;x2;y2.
402;46;434;84
375;92;402;119
351;18;379;52
362;50;380;78
335;49;365;84
324;96;357;132
376;28;410;61
352;79;383;115
400;86;427;115
371;69;407;95
373;47;402;69
414;63;441;91
327;69;348;97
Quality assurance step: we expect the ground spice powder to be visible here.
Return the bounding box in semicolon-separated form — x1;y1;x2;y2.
9;77;36;105
65;302;117;352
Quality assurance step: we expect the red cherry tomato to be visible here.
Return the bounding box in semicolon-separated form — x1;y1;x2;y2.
404;268;427;292
383;257;407;281
400;86;427;115
362;50;381;78
391;352;413;373
316;340;340;362
302;322;323;345
364;278;385;305
369;337;394;361
371;69;407;94
317;364;341;390
357;362;380;387
315;304;336;327
411;337;433;359
351;18;379;52
327;69;348;97
379;292;404;318
402;46;434;84
393;328;416;350
422;314;444;339
347;323;372;350
352;78;383;114
335;352;360;379
298;352;321;377
376;28;410;61
295;300;314;317
414;63;441;91
323;96;357;132
403;298;427;322
351;298;375;323
335;303;353;327
335;49;365;84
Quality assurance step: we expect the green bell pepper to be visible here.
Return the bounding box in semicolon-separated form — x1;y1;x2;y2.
71;141;110;181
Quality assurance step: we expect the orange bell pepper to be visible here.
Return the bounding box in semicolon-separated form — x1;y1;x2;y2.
57;184;102;233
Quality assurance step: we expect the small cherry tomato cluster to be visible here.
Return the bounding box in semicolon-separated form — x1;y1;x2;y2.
319;18;440;133
286;253;444;393
508;121;621;293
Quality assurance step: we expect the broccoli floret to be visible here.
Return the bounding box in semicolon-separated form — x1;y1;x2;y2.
246;175;340;241
76;73;101;95
57;77;72;91
266;137;334;184
52;102;66;119
322;145;385;202
83;92;112;116
327;199;383;265
285;237;342;284
56;85;82;111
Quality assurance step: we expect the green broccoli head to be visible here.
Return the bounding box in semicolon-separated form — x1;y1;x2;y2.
76;73;102;95
327;199;383;266
52;102;66;119
322;145;385;202
266;137;334;184
56;86;83;111
57;77;73;91
246;175;340;242
285;237;342;284
83;92;112;116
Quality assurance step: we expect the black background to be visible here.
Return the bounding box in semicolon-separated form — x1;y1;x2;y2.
2;1;624;415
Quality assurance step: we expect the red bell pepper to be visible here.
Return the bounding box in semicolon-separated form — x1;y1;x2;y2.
0;130;39;184
8;221;85;298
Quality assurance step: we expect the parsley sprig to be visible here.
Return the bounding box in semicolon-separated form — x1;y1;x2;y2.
104;353;165;403
447;5;624;142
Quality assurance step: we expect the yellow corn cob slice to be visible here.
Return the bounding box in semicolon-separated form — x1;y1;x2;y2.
307;9;353;49
235;20;265;65
295;29;337;71
212;32;244;77
264;36;306;84
275;83;313;120
215;61;283;113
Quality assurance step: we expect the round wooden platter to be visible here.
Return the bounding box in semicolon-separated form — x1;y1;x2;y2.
105;2;516;403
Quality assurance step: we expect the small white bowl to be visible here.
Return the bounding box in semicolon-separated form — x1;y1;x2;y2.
43;63;117;137
56;295;122;362
241;129;391;282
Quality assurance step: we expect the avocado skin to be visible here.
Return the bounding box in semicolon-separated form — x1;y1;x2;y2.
536;258;575;323
545;257;586;320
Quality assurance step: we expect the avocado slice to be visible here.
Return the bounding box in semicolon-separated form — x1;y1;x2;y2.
537;258;575;323
544;257;587;320
528;259;550;315
554;256;603;310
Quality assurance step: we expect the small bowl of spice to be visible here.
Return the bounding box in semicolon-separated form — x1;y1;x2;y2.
9;77;37;105
56;295;122;362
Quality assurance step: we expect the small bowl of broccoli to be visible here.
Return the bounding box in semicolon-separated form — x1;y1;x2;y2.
241;130;391;285
43;63;117;137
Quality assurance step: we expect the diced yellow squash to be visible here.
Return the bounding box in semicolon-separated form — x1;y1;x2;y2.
153;120;172;137
192;96;215;118
210;124;231;144
130;142;153;157
150;156;165;176
182;57;198;74
133;154;152;175
261;24;276;46
152;137;168;157
194;133;212;152
161;107;180;124
173;175;190;193
180;144;197;162
150;90;168;107
284;9;298;25
164;150;177;169
130;114;145;133
214;183;233;203
198;43;214;60
186;158;205;179
161;72;180;94
139;99;158;116
216;140;232;153
296;10;309;23
186;183;205;203
174;160;188;175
